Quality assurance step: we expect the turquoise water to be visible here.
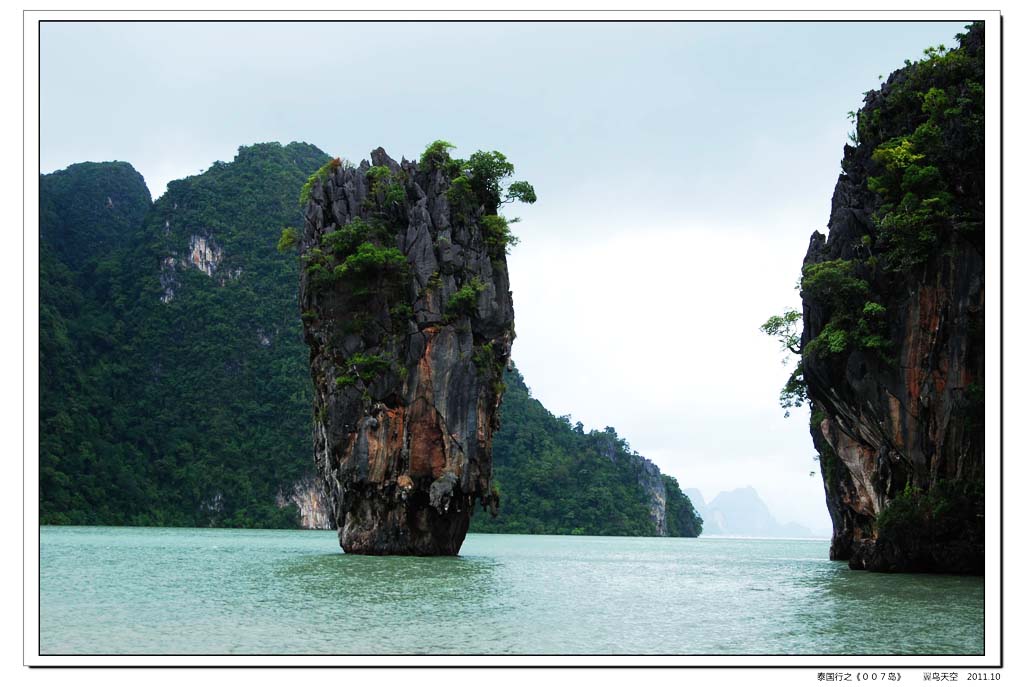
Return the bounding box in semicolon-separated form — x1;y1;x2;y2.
39;526;984;655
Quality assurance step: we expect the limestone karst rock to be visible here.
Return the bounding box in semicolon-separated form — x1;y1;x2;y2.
298;146;516;555
800;24;985;573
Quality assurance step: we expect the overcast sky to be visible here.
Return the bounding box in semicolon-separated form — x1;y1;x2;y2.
40;20;969;533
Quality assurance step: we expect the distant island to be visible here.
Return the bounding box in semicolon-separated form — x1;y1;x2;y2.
683;487;826;539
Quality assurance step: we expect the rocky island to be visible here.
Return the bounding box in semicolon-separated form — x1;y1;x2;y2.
296;142;533;555
766;23;985;573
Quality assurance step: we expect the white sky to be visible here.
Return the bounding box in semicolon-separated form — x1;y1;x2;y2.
39;20;971;533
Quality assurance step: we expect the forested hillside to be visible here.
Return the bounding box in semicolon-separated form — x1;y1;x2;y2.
40;162;154;524
41;143;328;526
474;365;702;537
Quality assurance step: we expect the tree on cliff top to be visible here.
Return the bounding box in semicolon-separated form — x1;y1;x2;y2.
463;150;537;214
419;140;537;216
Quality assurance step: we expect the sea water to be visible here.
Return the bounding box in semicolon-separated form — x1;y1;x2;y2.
39;526;984;655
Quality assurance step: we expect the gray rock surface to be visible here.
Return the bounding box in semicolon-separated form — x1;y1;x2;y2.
277;475;334;530
298;148;513;555
800;26;984;572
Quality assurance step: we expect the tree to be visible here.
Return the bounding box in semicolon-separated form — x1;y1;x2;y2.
760;308;802;358
506;180;537;205
760;308;807;416
463;150;537;214
277;227;299;253
419;140;456;168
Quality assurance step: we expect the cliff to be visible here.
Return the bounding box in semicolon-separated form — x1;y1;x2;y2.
799;24;985;573
592;432;678;535
298;144;525;554
277;475;334;530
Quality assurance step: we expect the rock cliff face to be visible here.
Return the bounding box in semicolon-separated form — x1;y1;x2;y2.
277;475;334;530
299;147;514;555
593;434;668;535
635;458;668;535
801;25;984;573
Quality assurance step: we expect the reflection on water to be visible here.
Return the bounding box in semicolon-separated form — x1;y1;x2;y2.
39;527;983;655
265;552;512;654
806;560;984;655
279;550;501;600
274;551;508;636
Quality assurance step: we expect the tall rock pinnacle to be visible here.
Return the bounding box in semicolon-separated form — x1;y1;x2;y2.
298;144;525;555
799;24;985;573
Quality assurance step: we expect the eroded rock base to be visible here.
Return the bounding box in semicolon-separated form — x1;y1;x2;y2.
338;489;474;556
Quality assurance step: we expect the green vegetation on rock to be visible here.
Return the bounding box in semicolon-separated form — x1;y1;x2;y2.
856;34;984;270
298;157;342;207
663;475;703;538
276;226;299;253
446;277;486;319
872;479;984;570
39;161;152;270
763;23;984;401
419;139;536;254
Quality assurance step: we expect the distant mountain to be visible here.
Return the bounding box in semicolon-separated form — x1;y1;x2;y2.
683;486;819;538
